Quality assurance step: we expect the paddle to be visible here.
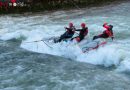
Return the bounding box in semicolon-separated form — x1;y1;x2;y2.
24;39;53;49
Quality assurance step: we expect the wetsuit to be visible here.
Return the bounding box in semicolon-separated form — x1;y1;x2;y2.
58;27;75;42
93;24;114;40
74;27;88;42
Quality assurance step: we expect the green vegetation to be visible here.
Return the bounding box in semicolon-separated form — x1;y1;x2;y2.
0;0;122;14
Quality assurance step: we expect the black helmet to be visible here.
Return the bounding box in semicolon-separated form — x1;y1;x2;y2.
109;25;113;29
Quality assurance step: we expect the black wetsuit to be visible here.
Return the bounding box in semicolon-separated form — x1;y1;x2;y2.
74;27;88;42
58;27;75;42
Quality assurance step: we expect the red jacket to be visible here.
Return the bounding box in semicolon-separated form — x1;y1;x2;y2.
103;24;113;37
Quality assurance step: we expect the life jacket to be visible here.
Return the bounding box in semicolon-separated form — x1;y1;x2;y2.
66;27;75;35
103;25;113;37
75;27;88;42
105;30;113;37
79;27;88;37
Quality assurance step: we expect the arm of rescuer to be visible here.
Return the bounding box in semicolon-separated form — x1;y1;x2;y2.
103;23;109;29
75;28;88;37
75;29;81;31
74;29;82;35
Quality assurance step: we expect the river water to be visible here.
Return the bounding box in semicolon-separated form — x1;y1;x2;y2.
0;1;130;90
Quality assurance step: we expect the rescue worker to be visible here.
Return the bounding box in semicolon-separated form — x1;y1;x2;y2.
58;22;75;42
93;23;114;40
74;23;88;42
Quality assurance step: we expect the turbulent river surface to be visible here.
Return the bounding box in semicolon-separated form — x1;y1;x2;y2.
0;1;130;90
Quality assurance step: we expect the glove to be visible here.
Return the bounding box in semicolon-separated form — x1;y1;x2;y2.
111;37;114;41
70;38;74;41
64;27;67;29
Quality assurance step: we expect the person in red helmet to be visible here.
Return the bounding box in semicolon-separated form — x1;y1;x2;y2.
57;22;76;42
93;23;114;40
73;23;88;42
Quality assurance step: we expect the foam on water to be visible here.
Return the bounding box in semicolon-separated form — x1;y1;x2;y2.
2;27;128;72
21;37;128;68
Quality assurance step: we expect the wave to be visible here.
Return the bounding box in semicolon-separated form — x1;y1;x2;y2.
1;28;129;73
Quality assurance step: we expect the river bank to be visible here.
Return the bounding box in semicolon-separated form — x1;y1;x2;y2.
0;0;128;15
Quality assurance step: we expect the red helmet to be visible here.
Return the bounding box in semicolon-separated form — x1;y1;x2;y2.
69;23;73;27
81;23;86;28
103;22;108;27
103;22;108;25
